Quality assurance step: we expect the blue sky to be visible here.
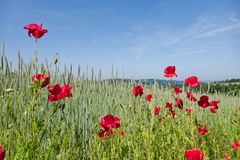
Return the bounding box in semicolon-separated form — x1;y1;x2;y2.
1;0;240;80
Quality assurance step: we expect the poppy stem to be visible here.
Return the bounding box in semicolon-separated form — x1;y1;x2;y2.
170;77;173;88
35;38;38;54
33;39;38;73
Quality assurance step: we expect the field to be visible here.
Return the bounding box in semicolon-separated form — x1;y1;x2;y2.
0;47;239;160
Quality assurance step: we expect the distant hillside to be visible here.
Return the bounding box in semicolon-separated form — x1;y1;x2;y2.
195;78;240;96
107;78;240;95
106;79;184;86
219;78;240;83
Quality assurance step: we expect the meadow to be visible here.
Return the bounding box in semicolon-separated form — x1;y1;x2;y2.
0;48;239;160
0;24;240;160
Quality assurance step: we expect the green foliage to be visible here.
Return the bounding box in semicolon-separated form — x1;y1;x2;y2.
0;50;240;159
223;79;240;83
200;82;240;96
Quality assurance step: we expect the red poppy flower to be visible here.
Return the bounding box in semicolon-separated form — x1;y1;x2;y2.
185;149;204;160
145;93;153;101
0;145;5;160
24;23;48;39
186;108;192;115
61;84;73;96
196;125;208;135
97;128;117;139
100;114;120;130
47;84;72;102
164;66;177;78
175;98;183;109
120;130;125;136
173;87;182;94
198;95;210;108
32;74;50;88
153;106;160;116
231;140;240;150
210;100;220;109
24;24;41;36
185;76;200;87
171;110;176;117
223;154;229;160
132;85;143;97
186;92;197;102
167;109;176;118
97;129;109;139
210;107;217;113
165;102;173;109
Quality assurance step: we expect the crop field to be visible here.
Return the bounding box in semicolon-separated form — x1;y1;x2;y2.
0;47;239;159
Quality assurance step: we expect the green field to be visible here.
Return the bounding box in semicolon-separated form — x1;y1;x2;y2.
0;48;240;159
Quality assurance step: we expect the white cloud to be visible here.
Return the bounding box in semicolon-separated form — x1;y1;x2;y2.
170;50;205;58
127;13;240;61
161;14;240;46
195;23;240;38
